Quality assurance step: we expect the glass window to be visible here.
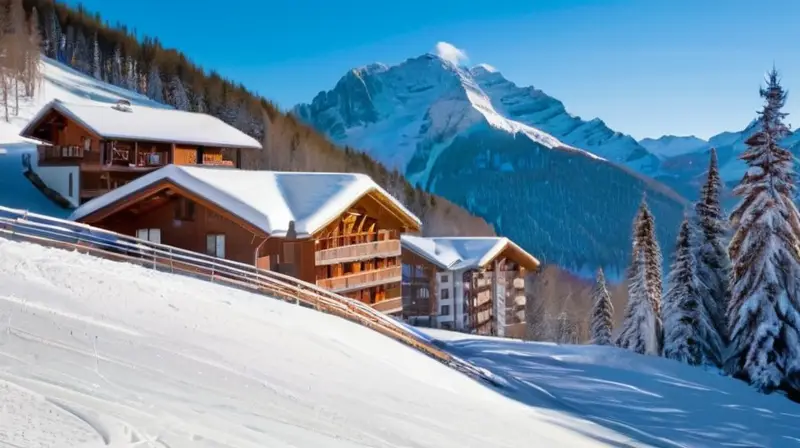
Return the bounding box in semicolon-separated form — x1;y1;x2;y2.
206;234;225;258
136;228;161;244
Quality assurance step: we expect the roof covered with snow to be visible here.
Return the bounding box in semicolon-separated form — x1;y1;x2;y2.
69;165;420;237
20;99;262;150
401;235;539;271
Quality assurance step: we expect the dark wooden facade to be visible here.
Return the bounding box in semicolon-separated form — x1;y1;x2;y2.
24;109;244;204
401;250;439;326
75;181;415;315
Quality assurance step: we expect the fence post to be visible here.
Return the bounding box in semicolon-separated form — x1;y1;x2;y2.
169;247;174;273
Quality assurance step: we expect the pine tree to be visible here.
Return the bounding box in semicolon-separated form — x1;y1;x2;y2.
169;75;190;110
691;148;729;366
110;45;123;86
727;68;800;394
662;218;703;365
193;91;207;113
73;31;89;74
146;65;164;103
91;32;101;80
124;56;138;92
24;6;42;97
616;200;663;355
64;25;75;63
589;268;614;345
45;7;61;59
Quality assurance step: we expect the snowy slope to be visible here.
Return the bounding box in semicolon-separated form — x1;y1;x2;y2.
469;65;659;173
294;54;688;275
0;57;167;145
421;329;800;448
0;142;71;218
0;239;635;447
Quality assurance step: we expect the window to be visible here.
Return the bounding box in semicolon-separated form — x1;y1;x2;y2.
441;274;449;283
83;137;91;152
206;234;226;258
174;197;195;221
441;288;450;299
136;228;161;244
440;305;450;316
67;173;73;197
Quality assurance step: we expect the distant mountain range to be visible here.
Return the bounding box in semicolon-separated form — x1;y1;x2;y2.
292;52;798;277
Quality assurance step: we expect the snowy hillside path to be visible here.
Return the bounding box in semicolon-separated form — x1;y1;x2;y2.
0;240;633;447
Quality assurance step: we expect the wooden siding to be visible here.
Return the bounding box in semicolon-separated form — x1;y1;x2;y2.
173;146;198;165
91;193;268;266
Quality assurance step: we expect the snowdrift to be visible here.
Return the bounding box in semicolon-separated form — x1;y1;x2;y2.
0;239;631;447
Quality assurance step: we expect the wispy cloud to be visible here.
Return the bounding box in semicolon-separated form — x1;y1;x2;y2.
435;42;469;66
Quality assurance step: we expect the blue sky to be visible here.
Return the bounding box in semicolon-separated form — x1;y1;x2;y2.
62;0;800;140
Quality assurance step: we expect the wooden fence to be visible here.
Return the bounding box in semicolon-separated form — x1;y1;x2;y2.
0;206;498;386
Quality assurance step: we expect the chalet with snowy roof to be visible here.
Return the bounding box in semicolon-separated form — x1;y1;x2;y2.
19;99;262;207
68;165;421;315
401;235;539;337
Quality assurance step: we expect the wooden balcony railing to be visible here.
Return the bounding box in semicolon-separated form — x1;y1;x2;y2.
317;265;402;293
317;230;399;250
201;153;235;166
371;297;403;314
315;239;401;265
38;145;85;161
136;152;169;167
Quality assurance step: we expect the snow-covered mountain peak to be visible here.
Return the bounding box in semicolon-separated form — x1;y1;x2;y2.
294;52;687;275
639;135;709;159
294;52;583;175
470;63;500;77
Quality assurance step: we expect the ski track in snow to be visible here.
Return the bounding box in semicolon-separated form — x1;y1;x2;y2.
0;239;637;447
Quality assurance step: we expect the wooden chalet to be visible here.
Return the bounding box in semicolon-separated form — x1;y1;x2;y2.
401;235;539;338
68;165;421;315
19;99;262;207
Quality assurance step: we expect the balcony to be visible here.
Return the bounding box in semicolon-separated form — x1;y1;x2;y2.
317;265;402;293
315;239;401;265
38;145;85;163
202;153;235;167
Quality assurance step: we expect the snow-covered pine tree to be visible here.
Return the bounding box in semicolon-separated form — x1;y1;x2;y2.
64;25;75;63
169;75;190;110
635;199;663;304
73;32;90;74
589;267;614;345
110;45;123;86
193;91;206;113
727;68;800;394
124;56;138;92
45;8;61;59
691;147;729;366
146;65;164;103
91;33;101;80
662;218;703;365
616;200;663;355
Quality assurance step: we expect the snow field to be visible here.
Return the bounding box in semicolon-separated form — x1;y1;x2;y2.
0;239;632;447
